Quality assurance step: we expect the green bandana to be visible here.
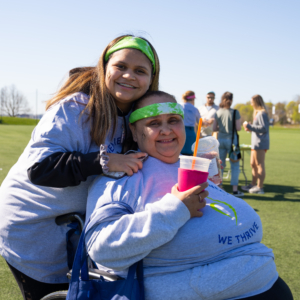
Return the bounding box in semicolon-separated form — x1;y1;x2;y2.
105;36;156;73
129;102;184;123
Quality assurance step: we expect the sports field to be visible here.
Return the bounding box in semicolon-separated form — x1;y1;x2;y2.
0;125;299;299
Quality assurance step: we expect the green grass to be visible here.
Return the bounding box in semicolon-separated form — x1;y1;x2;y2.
0;125;299;299
0;116;39;125
222;127;300;299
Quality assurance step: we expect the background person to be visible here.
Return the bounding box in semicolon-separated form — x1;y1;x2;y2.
85;91;292;300
242;94;270;194
0;35;160;300
181;90;200;155
198;91;219;137
213;91;244;197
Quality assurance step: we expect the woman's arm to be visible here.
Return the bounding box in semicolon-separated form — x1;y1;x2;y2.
28;151;102;187
247;112;269;133
235;119;241;131
213;118;219;131
86;194;190;270
27;95;145;187
246;112;269;133
86;182;208;271
28;151;146;187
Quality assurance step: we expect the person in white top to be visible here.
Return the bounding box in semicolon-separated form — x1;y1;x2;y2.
198;91;219;137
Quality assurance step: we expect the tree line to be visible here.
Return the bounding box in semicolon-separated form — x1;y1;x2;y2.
1;85;300;125
234;96;300;125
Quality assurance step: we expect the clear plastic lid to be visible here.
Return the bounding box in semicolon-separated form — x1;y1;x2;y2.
179;155;211;172
191;136;219;154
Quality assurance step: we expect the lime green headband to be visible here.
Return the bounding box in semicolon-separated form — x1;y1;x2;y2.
129;102;184;123
105;36;156;74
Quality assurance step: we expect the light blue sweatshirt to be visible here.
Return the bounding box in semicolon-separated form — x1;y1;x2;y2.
85;157;278;299
181;102;201;127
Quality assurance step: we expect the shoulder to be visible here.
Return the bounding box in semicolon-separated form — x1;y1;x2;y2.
216;108;225;115
235;109;241;117
260;111;268;117
58;92;89;111
191;105;200;114
44;92;90;122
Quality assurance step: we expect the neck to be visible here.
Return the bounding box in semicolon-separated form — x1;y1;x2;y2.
116;103;132;115
184;100;194;105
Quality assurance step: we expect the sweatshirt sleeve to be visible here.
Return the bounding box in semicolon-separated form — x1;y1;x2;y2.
247;112;269;133
85;194;190;271
27;151;102;187
24;94;101;188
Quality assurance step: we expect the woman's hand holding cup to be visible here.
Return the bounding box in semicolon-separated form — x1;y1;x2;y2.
171;182;209;218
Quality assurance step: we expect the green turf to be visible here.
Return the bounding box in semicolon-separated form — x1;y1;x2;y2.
0;125;299;299
0;116;39;125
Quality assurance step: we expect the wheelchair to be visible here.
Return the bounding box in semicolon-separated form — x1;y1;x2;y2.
41;212;122;300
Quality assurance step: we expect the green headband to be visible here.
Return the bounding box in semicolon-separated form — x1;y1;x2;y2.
129;102;184;123
105;36;156;73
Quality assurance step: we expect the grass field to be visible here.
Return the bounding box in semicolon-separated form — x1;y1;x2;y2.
0;116;39;125
0;125;299;299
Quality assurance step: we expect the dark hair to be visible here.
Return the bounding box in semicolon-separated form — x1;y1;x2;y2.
133;91;176;111
207;91;215;96
219;92;233;108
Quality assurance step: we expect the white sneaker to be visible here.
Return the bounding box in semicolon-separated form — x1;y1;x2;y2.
241;184;254;191
232;190;244;197
249;186;264;194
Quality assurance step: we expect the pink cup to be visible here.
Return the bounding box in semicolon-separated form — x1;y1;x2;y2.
177;156;211;192
178;168;209;192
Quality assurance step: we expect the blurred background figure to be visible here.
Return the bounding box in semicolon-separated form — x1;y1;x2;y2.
181;90;201;155
213;92;244;197
242;94;269;194
198;91;219;137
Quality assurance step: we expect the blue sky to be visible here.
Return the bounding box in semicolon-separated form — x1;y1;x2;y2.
1;0;299;114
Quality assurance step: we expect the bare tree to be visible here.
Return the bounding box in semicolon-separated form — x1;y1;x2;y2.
0;85;31;117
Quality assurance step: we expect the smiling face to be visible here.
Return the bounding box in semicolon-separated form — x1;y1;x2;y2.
129;95;186;164
105;48;153;113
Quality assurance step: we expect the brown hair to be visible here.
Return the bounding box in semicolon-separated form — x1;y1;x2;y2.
182;90;195;102
252;94;267;118
219;91;233;108
45;35;160;146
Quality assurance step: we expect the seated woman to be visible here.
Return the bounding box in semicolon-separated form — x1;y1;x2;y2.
85;91;293;300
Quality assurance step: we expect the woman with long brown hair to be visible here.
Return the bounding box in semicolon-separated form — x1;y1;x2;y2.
242;94;269;194
0;34;160;300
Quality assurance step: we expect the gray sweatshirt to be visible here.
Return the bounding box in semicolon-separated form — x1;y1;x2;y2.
247;111;270;150
0;92;130;283
85;157;278;299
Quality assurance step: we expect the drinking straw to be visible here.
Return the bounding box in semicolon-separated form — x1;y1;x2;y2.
192;118;202;170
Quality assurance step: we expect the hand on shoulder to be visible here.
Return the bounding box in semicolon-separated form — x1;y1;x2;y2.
107;152;148;176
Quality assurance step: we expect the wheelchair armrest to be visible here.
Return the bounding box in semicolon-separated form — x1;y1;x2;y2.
67;268;123;282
